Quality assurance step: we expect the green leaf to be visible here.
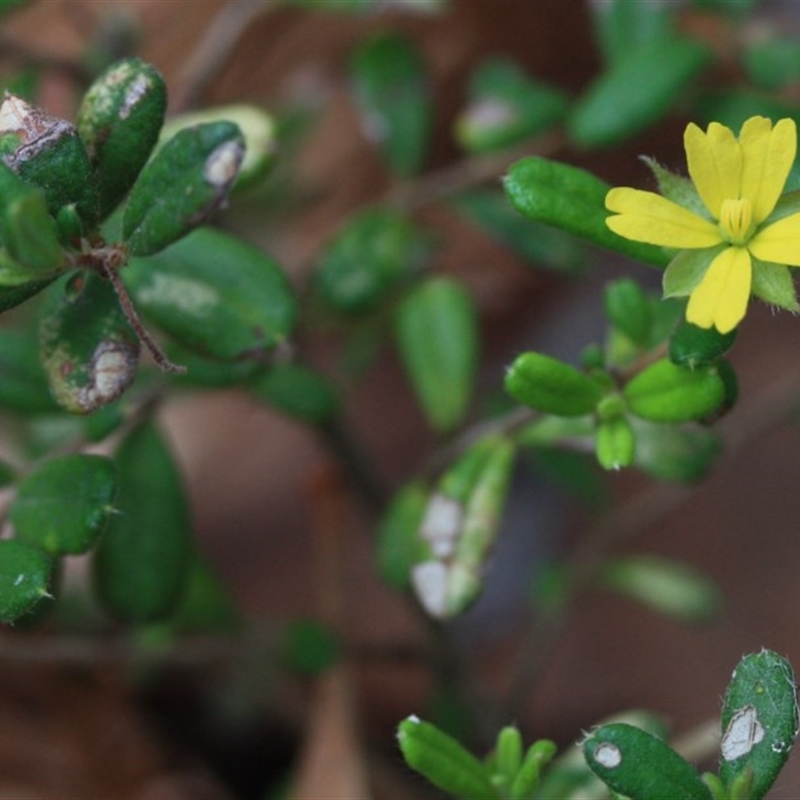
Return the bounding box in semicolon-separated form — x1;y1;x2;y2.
314;209;432;314
93;421;192;623
599;555;721;622
0;326;61;414
11;454;116;556
595;415;635;471
350;33;431;176
751;259;800;312
744;37;800;90
505;351;605;416
504;156;671;268
3;191;63;272
493;727;523;793
590;0;675;64
123;121;244;256
691;0;757;16
125;227;296;361
249;363;339;424
454;189;584;273
394;276;478;433
77;57;167;218
376;482;429;592
624;359;725;423
605;279;652;347
281;618;340;676
0;94;98;224
510;739;557;800
719;650;798;799
669;320;737;368
0;0;27;17
165;557;240;634
40;271;140;414
397;716;502;800
157;104;278;190
0;162;63;274
583;723;712;800
412;437;514;619
642;156;707;218
169;344;263;388
568;38;711;149
454;59;568;154
0;275;56;313
631;418;721;482
0;539;54;623
663;247;721;298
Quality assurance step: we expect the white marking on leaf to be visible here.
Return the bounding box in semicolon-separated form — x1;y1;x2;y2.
411;561;449;619
420;494;462;558
594;742;622;768
721;705;765;761
204;140;243;188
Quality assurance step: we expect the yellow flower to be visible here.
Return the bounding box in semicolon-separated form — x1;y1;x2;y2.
605;116;800;333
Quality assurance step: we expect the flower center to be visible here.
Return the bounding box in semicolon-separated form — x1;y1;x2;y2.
719;198;753;245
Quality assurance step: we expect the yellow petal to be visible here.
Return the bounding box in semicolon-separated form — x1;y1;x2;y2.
685;121;741;219
686;246;751;334
606;187;722;248
748;211;800;266
739;117;796;224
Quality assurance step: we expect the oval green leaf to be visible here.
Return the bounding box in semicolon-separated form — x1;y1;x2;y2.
623;359;725;423
350;33;431;177
78;57;167;218
397;715;501;800
125;226;296;361
719;650;799;799
123;121;244;256
568;37;711;148
394;276;478;433
249;363;339;425
455;59;568;154
12;454;117;556
314;209;431;315
92;421;192;623
669;320;737;368
583;723;712;800
40;271;140;414
505;351;605;416
504;156;671;268
599;555;721;622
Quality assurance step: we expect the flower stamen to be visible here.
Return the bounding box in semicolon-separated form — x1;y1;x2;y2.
719;198;753;245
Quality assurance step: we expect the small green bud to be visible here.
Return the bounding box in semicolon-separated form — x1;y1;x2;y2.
505;351;606;416
623;358;725;423
669;320;737;368
596;415;635;471
397;716;501;800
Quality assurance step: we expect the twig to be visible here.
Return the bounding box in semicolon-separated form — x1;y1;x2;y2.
502;362;800;716
382;131;565;215
99;259;187;375
174;0;276;112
